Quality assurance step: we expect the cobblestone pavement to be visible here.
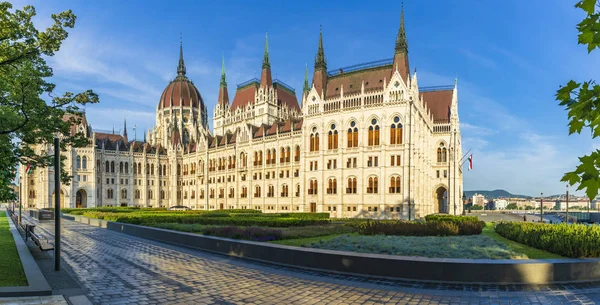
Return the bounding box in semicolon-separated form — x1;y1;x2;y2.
30;217;600;305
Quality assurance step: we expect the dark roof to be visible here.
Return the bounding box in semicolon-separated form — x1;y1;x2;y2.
421;89;453;122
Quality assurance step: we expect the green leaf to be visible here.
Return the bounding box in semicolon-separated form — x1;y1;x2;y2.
577;0;598;15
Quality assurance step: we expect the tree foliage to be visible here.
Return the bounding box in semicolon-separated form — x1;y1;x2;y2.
0;2;99;201
558;0;600;200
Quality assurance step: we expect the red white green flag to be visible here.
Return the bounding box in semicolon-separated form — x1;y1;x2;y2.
468;154;473;171
24;163;33;175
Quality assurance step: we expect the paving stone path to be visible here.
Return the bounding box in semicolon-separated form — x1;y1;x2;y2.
29;217;600;305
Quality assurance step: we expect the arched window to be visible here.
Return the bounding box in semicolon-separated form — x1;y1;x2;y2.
125;162;128;174
148;190;153;200
135;190;141;199
163;165;167;175
111;161;115;173
328;123;338;150
267;185;274;197
267;150;272;165
309;127;319;152
259;151;263;165
367;177;379;193
76;156;81;169
133;163;137;174
105;161;110;172
121;189;127;199
368;118;380;146
241;186;248;198
295;146;300;162
177;164;181;175
390;116;403;144
254;185;261;198
327;178;337;194
437;143;447;163
107;189;113;199
120;162;123;173
82;156;87;169
281;184;288;197
346;178;357;194
228;188;234;198
296;184;300;197
96;159;100;172
158;164;162;176
271;149;276;164
160;190;165;200
280;147;285;163
138;163;142;174
347;121;358;148
286;147;291;162
308;179;318;195
151;164;154;175
389;176;401;193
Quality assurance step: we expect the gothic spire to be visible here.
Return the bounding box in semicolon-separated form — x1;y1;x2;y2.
218;55;230;107
314;26;326;70
123;119;128;140
220;55;227;87
262;33;270;69
177;33;186;76
303;64;310;94
260;33;273;87
395;3;408;54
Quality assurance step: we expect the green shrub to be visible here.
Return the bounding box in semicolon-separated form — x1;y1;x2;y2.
278;213;330;220
203;226;283;241
457;221;485;235
425;214;479;223
495;222;600;258
356;220;460;236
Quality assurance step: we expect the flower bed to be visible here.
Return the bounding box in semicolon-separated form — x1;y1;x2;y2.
495;222;600;258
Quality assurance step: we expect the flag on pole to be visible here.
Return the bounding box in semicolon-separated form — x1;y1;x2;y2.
468;154;473;171
25;163;33;175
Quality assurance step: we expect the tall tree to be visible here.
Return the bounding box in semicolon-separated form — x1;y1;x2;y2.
0;2;99;201
558;0;600;200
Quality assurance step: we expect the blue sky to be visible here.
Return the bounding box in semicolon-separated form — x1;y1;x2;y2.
12;0;598;196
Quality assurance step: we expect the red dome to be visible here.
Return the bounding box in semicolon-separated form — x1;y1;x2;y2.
158;78;204;110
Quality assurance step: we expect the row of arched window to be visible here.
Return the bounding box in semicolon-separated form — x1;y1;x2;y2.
76;156;88;169
310;117;403;152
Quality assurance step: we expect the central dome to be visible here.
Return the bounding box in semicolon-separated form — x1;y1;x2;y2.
157;42;205;110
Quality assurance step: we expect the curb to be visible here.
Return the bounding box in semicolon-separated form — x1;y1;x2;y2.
0;212;52;297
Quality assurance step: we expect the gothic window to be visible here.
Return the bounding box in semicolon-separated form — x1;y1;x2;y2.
254;185;261;198
138;163;142;174
368;118;380;146
367;176;379;193
148;190;153;200
82;156;87;169
327;178;337;194
295;146;300;162
105;161;110;172
241;186;248;198
135;190;141;199
389;176;401;193
390;116;403;144
271;149;276;164
437;143;447;163
267;185;274;197
111;161;115;173
346;177;357;194
177;164;181;175
281;184;289;197
228;188;234;198
96;160;100;172
76;156;81;169
267;150;272;165
328;123;338;150
309;127;319;152
286;146;291;162
308;179;318;195
107;188;113;199
121;189;127;199
125;162;128;174
120;162;123;173
347;121;358;148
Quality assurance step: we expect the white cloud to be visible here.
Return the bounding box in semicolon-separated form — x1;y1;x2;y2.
460;122;497;136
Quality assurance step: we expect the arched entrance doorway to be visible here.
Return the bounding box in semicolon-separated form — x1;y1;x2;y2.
51;190;65;208
435;186;447;214
76;189;87;208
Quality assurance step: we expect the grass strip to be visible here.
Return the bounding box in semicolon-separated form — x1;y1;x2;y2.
482;222;563;259
270;233;357;247
0;211;28;286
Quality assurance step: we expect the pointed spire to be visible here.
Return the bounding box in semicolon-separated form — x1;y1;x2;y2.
123;119;128;140
395;3;408;54
303;64;310;94
220;55;227;87
314;25;326;70
112;125;114;135
177;33;186;77
262;33;270;69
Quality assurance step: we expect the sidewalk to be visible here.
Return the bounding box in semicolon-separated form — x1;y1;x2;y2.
0;295;67;305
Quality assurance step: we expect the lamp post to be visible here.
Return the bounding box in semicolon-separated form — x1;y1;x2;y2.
53;137;61;271
566;185;569;224
540;192;543;223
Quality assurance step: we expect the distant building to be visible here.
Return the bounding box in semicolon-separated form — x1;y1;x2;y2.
472;193;485;206
494;199;508;210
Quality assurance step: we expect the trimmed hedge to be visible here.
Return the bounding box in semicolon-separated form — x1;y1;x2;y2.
425;214;484;235
356;221;460;236
425;215;479;223
495;222;600;258
203;226;283;241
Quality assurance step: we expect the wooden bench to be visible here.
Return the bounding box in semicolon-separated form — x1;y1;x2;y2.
29;230;54;251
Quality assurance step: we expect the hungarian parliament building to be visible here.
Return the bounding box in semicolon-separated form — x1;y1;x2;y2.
21;10;464;218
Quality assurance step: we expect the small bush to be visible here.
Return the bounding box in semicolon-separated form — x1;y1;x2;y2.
425;214;479;223
495;222;600;258
356;220;460;236
203;226;282;242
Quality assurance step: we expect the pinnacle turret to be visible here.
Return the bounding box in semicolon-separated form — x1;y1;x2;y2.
262;33;270;69
303;64;310;94
218;56;230;107
395;3;408;54
177;34;186;77
314;26;326;70
260;33;273;87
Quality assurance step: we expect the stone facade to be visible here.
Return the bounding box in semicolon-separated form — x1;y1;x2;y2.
20;10;463;218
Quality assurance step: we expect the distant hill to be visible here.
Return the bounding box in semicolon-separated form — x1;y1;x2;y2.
464;190;532;199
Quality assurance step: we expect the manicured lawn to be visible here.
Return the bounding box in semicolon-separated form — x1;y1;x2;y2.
483;222;564;259
271;233;358;247
0;211;28;286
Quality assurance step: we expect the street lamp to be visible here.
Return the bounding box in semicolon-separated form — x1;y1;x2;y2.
540;192;543;222
566;185;569;224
